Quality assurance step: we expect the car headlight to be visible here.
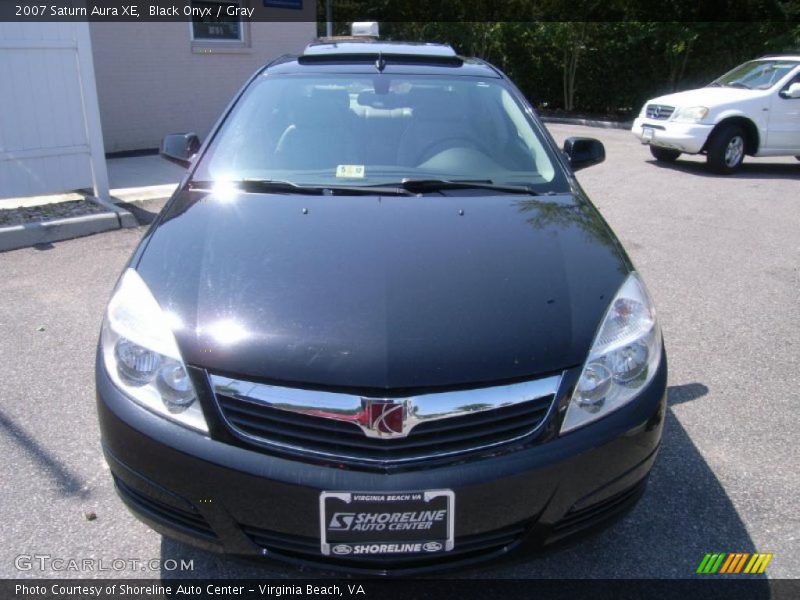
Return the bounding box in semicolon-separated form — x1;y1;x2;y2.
672;106;709;123
561;272;662;434
101;269;207;432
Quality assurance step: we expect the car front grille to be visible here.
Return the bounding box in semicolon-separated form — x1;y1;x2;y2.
242;521;528;569
211;374;559;469
645;104;675;120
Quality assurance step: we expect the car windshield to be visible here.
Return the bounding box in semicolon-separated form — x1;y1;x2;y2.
192;73;568;193
711;59;800;90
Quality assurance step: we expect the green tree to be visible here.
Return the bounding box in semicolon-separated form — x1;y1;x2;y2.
315;1;800;116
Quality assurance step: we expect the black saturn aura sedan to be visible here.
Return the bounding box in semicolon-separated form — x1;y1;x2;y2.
96;37;667;574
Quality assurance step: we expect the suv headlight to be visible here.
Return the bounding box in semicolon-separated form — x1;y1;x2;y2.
561;272;662;434
100;269;207;432
672;106;709;123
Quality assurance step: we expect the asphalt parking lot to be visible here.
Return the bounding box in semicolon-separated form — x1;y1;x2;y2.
0;124;797;580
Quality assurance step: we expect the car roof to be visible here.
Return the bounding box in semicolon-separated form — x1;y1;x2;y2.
304;39;458;58
263;39;502;78
757;55;800;61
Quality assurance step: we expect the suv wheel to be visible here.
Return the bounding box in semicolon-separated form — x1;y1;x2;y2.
706;125;746;174
650;146;681;162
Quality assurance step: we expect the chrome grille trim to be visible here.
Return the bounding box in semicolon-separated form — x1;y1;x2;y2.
645;104;675;120
210;373;562;465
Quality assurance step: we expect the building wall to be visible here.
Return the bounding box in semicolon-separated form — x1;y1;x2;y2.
0;22;108;198
90;18;316;152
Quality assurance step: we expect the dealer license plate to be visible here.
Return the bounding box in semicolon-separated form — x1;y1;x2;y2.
642;127;654;143
319;490;454;557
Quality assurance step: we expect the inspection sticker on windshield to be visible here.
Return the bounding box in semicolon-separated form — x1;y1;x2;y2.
336;164;365;178
320;490;454;556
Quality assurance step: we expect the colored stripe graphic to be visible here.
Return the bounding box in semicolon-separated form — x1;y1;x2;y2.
711;553;726;573
720;553;737;573
746;553;773;574
696;553;713;574
697;553;726;574
720;553;750;574
733;553;750;573
699;553;772;574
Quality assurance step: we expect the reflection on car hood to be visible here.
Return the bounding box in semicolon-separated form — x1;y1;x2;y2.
136;190;630;392
647;86;761;109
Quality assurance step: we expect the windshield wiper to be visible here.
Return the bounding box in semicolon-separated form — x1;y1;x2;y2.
388;178;540;196
189;179;410;196
188;178;540;197
189;179;324;195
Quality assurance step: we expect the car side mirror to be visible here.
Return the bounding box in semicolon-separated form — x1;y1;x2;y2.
160;133;201;168
780;82;800;99
563;137;605;171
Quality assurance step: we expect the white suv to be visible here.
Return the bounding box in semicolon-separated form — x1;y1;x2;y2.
632;56;800;173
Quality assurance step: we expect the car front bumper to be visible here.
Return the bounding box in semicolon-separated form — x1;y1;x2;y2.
97;353;667;575
632;118;713;154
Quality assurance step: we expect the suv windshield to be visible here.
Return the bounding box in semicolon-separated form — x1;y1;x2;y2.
193;73;568;193
711;59;800;90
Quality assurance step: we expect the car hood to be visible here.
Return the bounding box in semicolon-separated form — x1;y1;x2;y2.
136;189;630;392
647;86;761;109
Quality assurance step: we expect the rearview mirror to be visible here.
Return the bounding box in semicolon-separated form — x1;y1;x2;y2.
563;137;605;171
160;133;201;168
780;82;800;99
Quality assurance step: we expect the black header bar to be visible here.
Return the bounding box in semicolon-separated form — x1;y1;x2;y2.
0;0;798;22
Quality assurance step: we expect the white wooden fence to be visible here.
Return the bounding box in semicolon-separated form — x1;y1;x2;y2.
0;20;109;200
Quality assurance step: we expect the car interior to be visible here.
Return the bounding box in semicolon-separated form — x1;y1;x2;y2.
203;77;555;184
